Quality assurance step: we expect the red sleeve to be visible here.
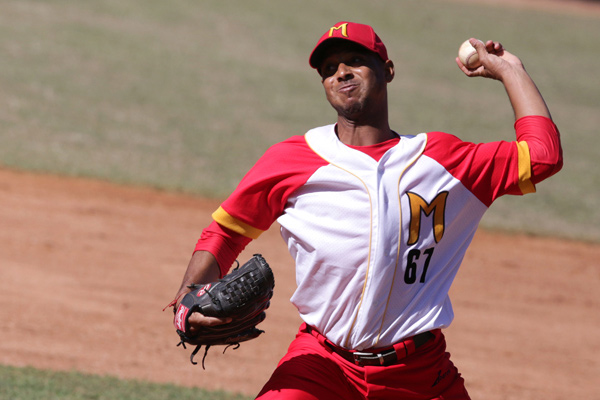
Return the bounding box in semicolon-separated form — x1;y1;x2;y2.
424;116;562;207
194;135;328;276
514;116;563;183
194;221;251;278
217;135;328;234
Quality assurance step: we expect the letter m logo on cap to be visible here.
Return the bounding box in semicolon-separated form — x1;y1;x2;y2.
328;22;348;38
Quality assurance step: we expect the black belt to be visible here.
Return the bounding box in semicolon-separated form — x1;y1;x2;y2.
321;331;435;367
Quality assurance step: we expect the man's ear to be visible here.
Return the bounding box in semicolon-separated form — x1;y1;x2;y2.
384;60;395;83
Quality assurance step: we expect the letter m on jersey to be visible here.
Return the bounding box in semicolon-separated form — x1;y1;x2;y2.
406;192;448;245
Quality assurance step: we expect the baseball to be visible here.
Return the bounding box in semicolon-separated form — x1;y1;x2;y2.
458;39;483;69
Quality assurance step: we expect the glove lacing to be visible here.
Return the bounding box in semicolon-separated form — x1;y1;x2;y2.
177;341;241;369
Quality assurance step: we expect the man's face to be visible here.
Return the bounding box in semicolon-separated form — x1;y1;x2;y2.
318;43;393;121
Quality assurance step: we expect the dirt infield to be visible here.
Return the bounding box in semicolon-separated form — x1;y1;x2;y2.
0;167;598;399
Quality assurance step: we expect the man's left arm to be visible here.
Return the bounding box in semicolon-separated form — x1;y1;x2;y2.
456;38;551;120
457;39;563;183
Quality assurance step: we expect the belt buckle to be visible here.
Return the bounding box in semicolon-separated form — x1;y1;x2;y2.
352;351;385;366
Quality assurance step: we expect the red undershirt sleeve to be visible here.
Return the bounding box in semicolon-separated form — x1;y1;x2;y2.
194;221;251;278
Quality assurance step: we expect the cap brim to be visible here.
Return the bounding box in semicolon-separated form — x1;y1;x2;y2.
309;38;376;70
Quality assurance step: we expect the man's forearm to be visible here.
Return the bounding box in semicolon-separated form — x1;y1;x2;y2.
501;68;551;120
175;251;221;302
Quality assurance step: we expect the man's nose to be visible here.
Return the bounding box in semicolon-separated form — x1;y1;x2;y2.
336;63;353;80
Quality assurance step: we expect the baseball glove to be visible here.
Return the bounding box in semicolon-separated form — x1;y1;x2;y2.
173;254;275;368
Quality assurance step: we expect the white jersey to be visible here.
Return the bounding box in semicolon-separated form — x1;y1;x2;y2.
210;117;561;350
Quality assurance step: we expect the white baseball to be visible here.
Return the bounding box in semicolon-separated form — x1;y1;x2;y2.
458;39;483;69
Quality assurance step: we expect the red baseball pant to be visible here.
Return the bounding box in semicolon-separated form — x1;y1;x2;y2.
256;323;470;400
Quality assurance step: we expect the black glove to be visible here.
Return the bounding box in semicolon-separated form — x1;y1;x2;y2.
173;254;275;368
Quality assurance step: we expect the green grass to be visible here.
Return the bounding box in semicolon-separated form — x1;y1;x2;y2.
0;364;251;400
0;2;598;238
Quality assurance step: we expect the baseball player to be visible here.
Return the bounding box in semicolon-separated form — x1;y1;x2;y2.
173;21;563;399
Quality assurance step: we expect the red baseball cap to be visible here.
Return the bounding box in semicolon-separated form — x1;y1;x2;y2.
309;21;389;69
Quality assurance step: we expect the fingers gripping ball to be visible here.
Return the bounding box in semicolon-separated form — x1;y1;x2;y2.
174;254;275;368
458;39;484;69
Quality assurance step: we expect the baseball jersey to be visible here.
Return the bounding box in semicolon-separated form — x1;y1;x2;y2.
197;116;562;350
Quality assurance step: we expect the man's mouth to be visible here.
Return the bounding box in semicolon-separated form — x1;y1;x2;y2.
338;82;359;94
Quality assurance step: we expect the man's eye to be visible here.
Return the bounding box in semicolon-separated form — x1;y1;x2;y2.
322;64;337;76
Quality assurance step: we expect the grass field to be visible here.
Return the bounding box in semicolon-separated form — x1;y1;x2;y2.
0;0;598;398
0;0;599;241
0;365;251;400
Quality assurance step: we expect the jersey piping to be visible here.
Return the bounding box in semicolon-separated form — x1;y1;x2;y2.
212;206;264;239
375;135;428;347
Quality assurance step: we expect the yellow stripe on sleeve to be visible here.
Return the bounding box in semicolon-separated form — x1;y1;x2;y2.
516;141;536;195
212;206;264;239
